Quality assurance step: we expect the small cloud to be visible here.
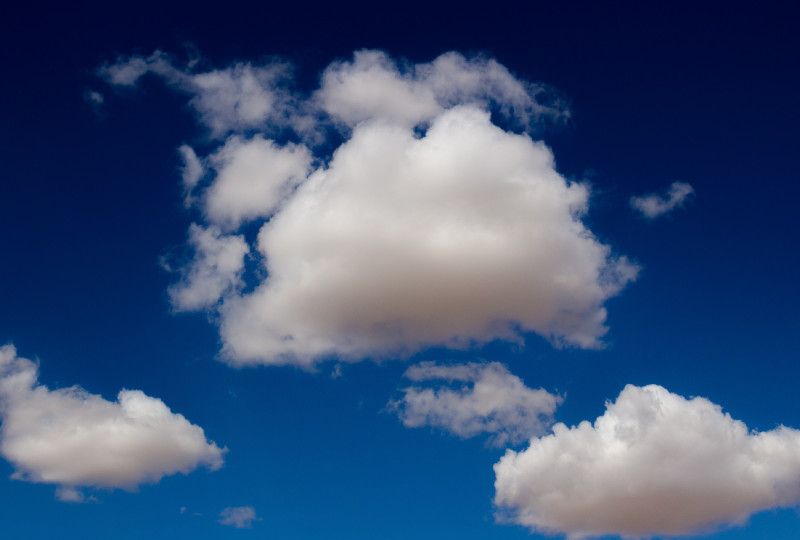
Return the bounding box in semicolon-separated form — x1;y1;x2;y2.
391;362;560;446
55;486;91;503
331;364;343;379
0;344;224;496
630;181;694;219
85;90;104;105
219;506;259;528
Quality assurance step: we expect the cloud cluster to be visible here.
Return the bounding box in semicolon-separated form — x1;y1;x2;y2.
392;362;560;446
219;505;259;528
0;345;224;497
630;181;694;219
494;384;800;538
104;50;637;367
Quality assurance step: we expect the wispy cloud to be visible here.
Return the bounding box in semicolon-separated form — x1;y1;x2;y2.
391;362;560;446
219;506;259;528
630;181;694;219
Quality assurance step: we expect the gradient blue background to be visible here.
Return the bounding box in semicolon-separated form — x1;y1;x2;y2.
1;2;798;538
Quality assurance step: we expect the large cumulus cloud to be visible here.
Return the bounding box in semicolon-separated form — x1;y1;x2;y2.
220;106;636;365
494;384;800;538
103;50;637;367
0;345;224;498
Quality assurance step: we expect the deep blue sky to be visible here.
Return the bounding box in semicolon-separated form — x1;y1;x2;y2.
1;2;799;538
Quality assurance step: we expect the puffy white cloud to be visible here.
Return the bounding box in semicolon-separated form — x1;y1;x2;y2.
0;344;224;495
103;49;636;367
316;50;440;128
219;106;637;365
494;384;800;538
204;135;312;229
219;506;259;528
630;181;694;219
101;51;292;137
392;362;560;446
168;224;249;312
317;50;567;129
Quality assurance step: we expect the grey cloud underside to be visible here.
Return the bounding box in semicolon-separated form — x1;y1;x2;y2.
104;49;637;367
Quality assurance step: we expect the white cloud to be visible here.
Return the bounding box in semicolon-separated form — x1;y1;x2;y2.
630;181;694;219
316;50;567;129
178;144;204;206
392;362;560;446
0;344;224;495
219;506;259;528
168;224;249;312
494;384;800;538
105;50;636;367
204;135;312;229
101;51;292;137
219;106;637;365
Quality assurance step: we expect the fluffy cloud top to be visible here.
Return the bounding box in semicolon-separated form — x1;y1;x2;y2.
494;384;800;538
0;345;224;495
219;505;259;528
630;181;694;219
317;50;566;129
392;362;560;446
103;50;637;367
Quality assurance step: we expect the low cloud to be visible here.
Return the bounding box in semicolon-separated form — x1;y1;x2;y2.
219;506;259;528
392;362;560;446
494;384;800;538
0;345;224;497
630;181;694;219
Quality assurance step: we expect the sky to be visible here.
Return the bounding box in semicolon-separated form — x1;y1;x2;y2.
1;2;799;539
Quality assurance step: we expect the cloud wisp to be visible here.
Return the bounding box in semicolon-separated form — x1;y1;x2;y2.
219;505;259;528
630;181;694;219
391;362;560;446
0;345;224;500
494;384;800;538
103;50;638;367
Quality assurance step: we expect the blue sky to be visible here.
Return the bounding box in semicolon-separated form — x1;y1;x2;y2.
1;2;799;538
